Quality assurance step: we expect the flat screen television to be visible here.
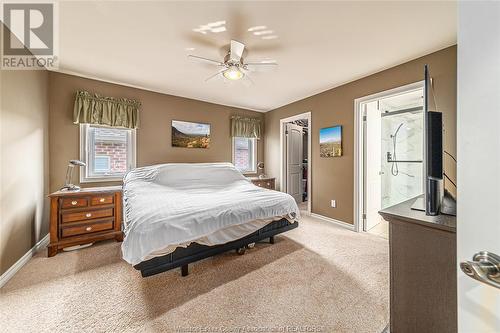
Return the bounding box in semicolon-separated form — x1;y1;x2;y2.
411;65;456;216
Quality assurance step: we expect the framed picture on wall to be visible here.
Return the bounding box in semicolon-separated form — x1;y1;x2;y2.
320;125;342;157
171;120;211;148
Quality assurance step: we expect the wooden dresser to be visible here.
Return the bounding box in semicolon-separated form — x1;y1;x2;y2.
379;196;457;333
248;177;275;190
48;186;123;257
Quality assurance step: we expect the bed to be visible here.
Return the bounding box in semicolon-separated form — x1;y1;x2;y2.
121;163;300;277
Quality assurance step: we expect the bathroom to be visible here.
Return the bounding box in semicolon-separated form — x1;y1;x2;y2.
363;87;424;238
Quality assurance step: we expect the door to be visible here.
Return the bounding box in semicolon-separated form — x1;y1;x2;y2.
364;101;382;231
458;2;500;332
286;123;303;203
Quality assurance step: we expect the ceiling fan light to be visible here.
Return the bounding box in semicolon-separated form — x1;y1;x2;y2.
223;67;244;80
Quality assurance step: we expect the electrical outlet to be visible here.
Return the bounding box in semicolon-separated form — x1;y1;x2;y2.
331;200;336;208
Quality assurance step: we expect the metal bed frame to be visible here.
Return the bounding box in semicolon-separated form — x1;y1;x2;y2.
134;218;298;277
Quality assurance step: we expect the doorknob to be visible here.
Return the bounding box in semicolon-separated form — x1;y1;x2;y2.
460;251;500;289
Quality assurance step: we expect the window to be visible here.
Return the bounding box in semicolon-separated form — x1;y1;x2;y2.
80;124;136;182
232;137;257;174
94;156;111;173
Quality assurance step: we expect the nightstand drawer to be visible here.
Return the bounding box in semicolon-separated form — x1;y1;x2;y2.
61;219;114;238
90;194;114;206
251;179;275;190
61;208;114;224
61;197;88;209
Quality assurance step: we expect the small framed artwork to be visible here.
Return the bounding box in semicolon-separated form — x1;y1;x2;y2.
171;120;211;148
320;125;342;157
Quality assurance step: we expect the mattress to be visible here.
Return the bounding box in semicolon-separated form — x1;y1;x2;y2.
121;163;300;265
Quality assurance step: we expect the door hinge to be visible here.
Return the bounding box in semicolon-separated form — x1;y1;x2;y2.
363;115;367;121
362;213;366;220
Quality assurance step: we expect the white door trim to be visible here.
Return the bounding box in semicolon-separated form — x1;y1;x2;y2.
353;81;424;232
280;112;312;215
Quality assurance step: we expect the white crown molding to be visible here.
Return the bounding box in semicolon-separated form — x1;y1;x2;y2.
0;234;49;288
310;213;355;231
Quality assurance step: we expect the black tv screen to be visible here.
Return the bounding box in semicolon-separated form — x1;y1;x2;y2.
423;64;443;216
412;64;456;216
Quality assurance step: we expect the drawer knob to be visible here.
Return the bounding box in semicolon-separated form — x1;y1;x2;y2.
85;213;92;218
99;198;105;203
257;184;261;186
85;226;92;231
71;200;77;205
267;182;270;186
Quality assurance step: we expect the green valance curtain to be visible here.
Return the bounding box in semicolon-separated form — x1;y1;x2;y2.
73;90;141;129
231;115;261;139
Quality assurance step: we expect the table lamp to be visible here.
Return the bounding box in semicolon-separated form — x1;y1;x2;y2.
61;160;86;191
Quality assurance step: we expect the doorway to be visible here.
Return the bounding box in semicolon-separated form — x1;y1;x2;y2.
280;112;311;215
354;82;425;236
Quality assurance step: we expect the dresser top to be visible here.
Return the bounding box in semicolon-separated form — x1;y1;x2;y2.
379;196;456;233
247;176;276;181
49;186;122;197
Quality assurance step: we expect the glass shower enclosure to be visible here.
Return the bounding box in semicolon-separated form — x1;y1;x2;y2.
363;86;424;235
380;110;423;209
380;95;424;210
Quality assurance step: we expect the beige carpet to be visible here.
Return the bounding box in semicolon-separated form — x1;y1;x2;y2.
0;214;389;333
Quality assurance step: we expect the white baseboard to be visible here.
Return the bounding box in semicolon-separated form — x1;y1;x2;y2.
0;234;49;288
300;210;311;216
310;213;356;231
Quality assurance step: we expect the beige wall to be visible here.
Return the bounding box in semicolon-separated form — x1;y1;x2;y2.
49;72;265;192
0;47;455;275
265;46;457;224
0;69;50;275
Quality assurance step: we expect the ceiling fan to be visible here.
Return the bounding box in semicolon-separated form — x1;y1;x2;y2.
188;40;277;83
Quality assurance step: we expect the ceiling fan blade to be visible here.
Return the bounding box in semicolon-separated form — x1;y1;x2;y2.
244;61;278;72
230;40;245;62
245;61;277;66
188;55;224;66
242;73;254;87
205;70;225;82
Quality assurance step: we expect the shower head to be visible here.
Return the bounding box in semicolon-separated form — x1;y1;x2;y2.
390;123;404;138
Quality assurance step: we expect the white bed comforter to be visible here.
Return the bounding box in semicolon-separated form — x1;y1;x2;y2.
121;163;300;265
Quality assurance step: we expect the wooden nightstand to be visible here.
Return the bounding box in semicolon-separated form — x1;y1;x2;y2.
248;177;276;190
47;186;123;257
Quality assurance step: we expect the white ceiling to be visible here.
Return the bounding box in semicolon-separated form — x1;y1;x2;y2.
55;1;457;112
